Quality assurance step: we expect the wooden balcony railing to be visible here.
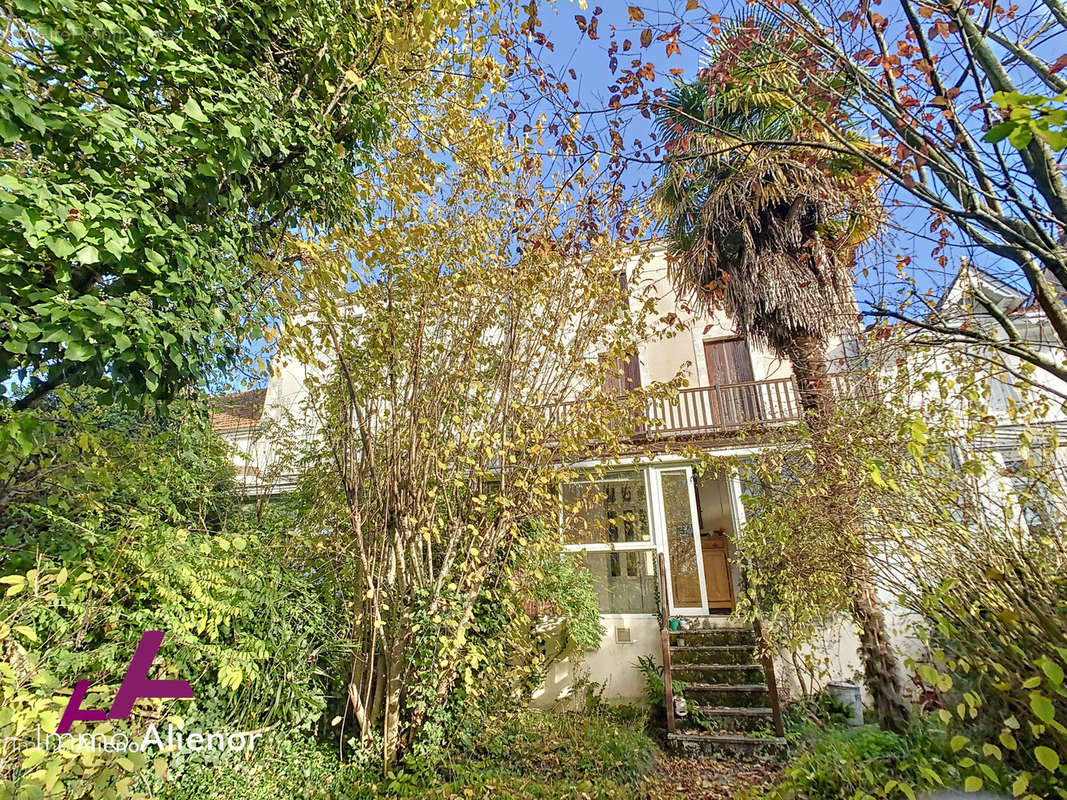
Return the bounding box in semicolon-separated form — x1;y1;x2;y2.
543;372;876;441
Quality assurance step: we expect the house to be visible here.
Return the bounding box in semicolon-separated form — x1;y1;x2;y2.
210;248;1060;756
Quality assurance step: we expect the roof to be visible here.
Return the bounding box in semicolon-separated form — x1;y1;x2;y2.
209;388;266;434
938;262;1029;312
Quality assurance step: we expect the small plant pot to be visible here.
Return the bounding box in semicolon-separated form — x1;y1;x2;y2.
668;618;681;631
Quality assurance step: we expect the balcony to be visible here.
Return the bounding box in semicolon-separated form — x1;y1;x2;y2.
543;373;871;443
641;374;869;439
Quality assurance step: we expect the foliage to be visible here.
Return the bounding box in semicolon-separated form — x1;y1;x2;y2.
735;0;1067;383
0;0;477;407
985;90;1067;151
759;723;961;800
654;17;882;362
915;536;1067;799
163;709;658;800
266;32;671;768
636;654;684;721
737;337;1067;797
0;395;340;798
784;690;854;743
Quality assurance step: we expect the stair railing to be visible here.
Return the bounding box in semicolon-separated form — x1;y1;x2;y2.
656;552;676;734
753;616;785;737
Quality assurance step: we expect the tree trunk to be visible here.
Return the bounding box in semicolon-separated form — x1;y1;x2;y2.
784;332;911;733
851;580;910;734
781;333;834;416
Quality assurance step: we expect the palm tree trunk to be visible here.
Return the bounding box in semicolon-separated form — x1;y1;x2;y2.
781;333;833;416
784;333;910;734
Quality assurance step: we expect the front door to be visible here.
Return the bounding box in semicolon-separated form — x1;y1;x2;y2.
704;338;759;426
650;466;707;615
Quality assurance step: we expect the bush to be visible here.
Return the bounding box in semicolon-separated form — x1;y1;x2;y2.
0;396;341;798
759;723;960;800
784;689;854;742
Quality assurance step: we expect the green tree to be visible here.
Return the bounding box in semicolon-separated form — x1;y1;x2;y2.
654;19;910;734
0;0;473;408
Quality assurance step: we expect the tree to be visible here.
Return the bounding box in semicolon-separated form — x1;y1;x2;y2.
269;69;676;769
654;20;910;734
739;336;1067;798
0;0;476;408
742;0;1067;384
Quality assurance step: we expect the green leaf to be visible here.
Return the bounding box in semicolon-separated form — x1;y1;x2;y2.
1039;659;1064;686
1034;746;1059;772
46;237;76;258
1008;124;1034;148
183;96;209;123
1031;695;1055;724
76;245;100;264
65;341;95;362
983;121;1016;143
963;776;983;792
951;735;970;752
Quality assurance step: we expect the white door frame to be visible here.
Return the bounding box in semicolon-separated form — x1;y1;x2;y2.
649;465;707;615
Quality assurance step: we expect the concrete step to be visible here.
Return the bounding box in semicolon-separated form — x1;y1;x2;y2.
681;683;770;707
670;644;757;665
669;628;756;647
672;663;765;683
667;732;787;761
685;705;774;733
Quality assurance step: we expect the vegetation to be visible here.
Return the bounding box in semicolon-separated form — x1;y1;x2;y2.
164;709;658;800
738;340;1067;798
655;18;909;735
271;78;671;766
0;395;338;797
3;2;1067;799
0;0;475;408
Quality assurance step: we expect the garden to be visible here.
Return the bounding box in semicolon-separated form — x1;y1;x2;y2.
2;0;1066;798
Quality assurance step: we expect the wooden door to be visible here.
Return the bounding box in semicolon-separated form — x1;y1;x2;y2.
701;534;734;611
703;338;758;425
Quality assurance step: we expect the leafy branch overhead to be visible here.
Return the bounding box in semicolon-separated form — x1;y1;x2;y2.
0;0;477;408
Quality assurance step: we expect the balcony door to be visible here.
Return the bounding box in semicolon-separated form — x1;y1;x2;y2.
650;466;707;615
704;338;759;426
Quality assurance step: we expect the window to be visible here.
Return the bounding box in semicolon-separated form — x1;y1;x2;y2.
561;473;650;546
562;471;657;614
1004;454;1063;535
579;551;657;614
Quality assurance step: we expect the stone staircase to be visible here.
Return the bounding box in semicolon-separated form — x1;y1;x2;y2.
665;620;787;760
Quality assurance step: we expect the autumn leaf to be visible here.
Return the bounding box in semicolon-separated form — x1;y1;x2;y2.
628;6;644;21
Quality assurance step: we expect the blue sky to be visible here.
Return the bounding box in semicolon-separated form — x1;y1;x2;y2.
523;1;1008;315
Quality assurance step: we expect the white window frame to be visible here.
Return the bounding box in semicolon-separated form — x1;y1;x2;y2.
561;469;658;616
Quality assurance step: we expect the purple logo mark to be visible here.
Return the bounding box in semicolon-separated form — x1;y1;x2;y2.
57;631;192;734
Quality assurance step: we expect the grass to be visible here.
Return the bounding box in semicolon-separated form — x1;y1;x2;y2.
165;707;660;800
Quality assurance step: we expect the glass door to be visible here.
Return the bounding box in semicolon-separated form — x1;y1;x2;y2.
650;466;707;615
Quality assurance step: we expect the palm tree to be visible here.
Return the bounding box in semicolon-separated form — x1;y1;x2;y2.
654;19;910;734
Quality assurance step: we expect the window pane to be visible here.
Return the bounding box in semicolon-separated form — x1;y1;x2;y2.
662;469;702;607
562;472;650;545
580;551;657;613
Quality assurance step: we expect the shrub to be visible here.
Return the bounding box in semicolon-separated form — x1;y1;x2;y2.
0;397;340;797
163;709;658;800
759;723;960;800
